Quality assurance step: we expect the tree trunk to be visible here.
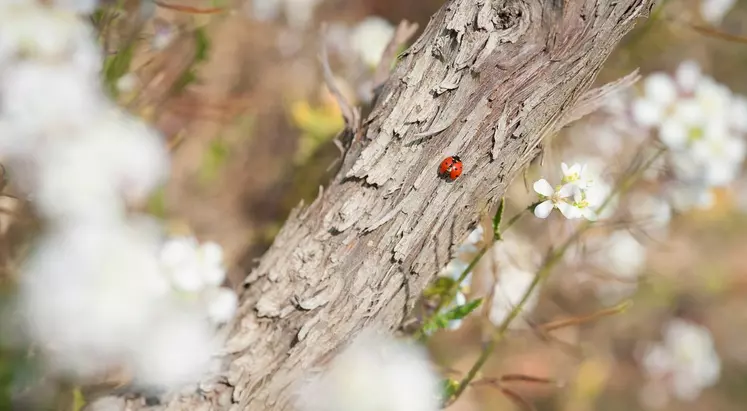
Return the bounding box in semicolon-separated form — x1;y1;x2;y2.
120;0;654;409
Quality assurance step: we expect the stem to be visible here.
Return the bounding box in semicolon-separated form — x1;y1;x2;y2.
450;147;665;401
417;205;535;340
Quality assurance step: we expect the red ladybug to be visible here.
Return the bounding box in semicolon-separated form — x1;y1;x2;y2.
438;155;463;181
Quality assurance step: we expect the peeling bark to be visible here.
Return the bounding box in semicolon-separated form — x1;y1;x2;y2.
117;0;654;409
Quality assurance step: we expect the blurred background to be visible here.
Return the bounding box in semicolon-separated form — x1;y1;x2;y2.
2;0;747;410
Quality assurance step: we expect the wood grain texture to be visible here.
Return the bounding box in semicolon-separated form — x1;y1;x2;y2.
113;0;654;410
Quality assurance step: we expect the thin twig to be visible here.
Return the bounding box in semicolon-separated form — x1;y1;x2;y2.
372;20;419;91
318;24;359;130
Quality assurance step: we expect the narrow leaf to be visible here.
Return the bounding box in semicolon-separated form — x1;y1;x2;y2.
440;378;460;404
493;197;505;240
423;277;456;298
193;26;210;62
443;298;483;321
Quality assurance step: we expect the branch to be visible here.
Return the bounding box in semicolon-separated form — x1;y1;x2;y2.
109;0;654;409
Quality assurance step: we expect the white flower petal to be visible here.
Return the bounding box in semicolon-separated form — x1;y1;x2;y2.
675;60;702;93
533;201;554;219
632;98;665;127
206;288;238;323
644;73;678;105
557;202;580;219
533;179;554;197
659;119;689;149
580;207;598;221
557;183;576;198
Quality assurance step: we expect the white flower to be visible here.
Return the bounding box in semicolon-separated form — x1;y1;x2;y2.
535;161;607;221
675;60;702;94
561;162;592;190
700;0;736;25
17;221;169;379
152;19;176;51
533;179;578;219
588;231;646;303
30;113;169;222
296;330;441;411
130;310;218;390
486;234;540;328
640;319;721;405
350;16;395;68
0;4;102;68
489;266;538;328
632;62;747;211
205;288;239;324
629;192;672;238
667;183;715;212
160;237;227;293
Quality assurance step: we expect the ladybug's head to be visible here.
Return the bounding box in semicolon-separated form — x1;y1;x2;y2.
451;155;461;162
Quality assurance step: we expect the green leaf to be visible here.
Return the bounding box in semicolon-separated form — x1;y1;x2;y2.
441;378;460;404
146;186;167;218
422;298;483;334
103;42;135;97
422;277;456;298
442;298;483;322
171;28;211;95
171;69;198;94
71;388;86;411
193;27;210;63
199;138;230;184
493;197;505;240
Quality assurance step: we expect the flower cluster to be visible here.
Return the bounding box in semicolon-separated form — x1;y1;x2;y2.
639;319;721;408
1;1;237;390
295;330;441;411
632;61;747;211
533;162;607;220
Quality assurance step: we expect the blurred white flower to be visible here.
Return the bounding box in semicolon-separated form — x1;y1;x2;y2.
350;16;395;68
629;192;672;238
249;0;321;29
4;2;238;392
588;230;646;303
18;221;169;379
296;330;440;411
700;0;736;25
152;18;176;51
633;61;747;211
204;288;239;324
640;319;721;406
130;310;218;390
489;265;538;328
31;113;169;222
160;237;227;292
667;183;715;212
487;234;540;328
159;236;238;325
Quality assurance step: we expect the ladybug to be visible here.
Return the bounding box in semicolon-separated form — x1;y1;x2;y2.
438;155;463;181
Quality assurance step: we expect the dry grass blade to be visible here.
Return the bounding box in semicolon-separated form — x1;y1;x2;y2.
318;24;359;131
538;300;632;333
558;69;640;128
372;20;419;91
152;0;225;14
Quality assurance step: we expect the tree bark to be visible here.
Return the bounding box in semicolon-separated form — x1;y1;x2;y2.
119;0;654;409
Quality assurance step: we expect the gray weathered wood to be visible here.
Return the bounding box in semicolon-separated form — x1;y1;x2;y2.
120;0;653;409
